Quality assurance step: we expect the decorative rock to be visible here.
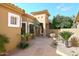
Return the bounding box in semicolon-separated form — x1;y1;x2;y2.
50;33;55;38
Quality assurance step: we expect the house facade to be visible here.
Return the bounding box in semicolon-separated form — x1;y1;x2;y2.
0;3;50;52
22;13;40;38
31;10;50;36
0;3;24;52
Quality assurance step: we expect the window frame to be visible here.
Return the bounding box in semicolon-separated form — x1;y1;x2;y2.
8;12;21;27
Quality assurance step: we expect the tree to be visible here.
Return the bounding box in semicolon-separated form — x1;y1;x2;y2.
52;15;73;29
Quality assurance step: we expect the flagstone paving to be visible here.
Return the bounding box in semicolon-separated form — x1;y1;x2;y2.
11;37;58;56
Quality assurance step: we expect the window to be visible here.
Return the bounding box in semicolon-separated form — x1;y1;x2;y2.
10;16;17;25
8;12;21;27
29;24;34;33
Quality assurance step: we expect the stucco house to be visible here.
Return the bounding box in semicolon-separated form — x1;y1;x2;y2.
0;3;25;52
0;3;40;52
31;10;50;36
22;13;39;38
0;3;50;53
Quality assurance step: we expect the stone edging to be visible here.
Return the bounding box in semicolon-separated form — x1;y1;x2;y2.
56;50;68;56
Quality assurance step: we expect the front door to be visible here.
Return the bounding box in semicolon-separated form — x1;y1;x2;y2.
21;23;26;34
40;23;43;36
29;24;34;34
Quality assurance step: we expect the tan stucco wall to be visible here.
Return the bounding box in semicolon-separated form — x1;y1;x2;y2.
49;29;79;34
33;14;49;36
22;16;27;22
0;5;21;52
22;16;34;23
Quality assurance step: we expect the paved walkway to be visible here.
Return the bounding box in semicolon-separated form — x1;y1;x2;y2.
11;37;58;56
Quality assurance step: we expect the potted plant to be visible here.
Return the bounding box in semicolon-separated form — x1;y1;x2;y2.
0;34;9;56
59;31;72;47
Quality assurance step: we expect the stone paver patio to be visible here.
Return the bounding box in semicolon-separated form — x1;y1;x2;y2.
11;37;58;56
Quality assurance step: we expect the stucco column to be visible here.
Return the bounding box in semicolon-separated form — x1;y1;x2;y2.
77;22;79;28
28;22;30;34
34;26;36;36
46;23;49;36
26;22;28;33
43;23;46;37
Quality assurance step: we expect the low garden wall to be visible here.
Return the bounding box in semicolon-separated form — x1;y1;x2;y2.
49;28;79;34
49;29;79;40
49;29;60;34
59;29;79;34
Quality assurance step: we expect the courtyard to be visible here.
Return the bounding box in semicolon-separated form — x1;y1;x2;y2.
11;37;58;56
0;3;79;56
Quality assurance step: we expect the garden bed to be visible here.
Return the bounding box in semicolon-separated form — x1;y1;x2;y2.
56;41;79;56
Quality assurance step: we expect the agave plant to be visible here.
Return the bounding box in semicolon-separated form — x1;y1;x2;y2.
0;34;9;55
59;31;73;47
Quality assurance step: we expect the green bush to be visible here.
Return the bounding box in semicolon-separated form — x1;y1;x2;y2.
17;42;29;49
0;34;9;53
17;33;30;49
59;31;72;41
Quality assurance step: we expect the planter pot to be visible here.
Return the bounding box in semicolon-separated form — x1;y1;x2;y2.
64;41;69;48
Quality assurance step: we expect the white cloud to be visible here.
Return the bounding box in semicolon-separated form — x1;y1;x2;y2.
56;4;71;12
62;7;71;11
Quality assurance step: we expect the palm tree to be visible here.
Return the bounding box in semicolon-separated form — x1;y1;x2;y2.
59;31;73;47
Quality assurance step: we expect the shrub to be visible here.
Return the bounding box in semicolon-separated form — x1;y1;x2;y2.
17;42;29;49
0;34;9;53
17;33;30;49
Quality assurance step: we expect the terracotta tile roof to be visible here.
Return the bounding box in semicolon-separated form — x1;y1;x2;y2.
23;13;36;20
31;10;50;16
0;3;24;14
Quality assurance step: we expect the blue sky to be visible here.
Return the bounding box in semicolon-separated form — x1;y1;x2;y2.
14;3;79;19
